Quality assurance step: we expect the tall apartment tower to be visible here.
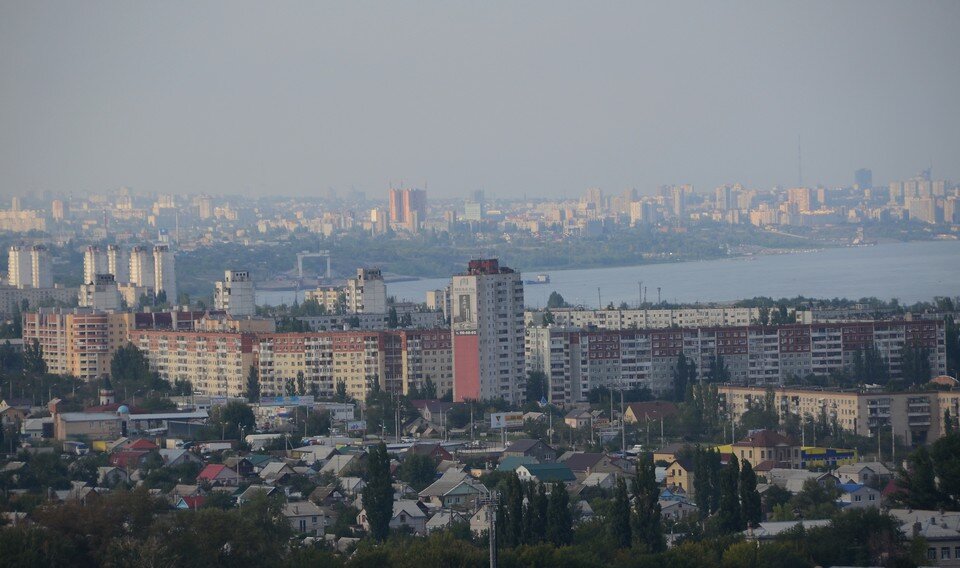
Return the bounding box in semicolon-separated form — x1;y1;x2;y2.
388;188;427;229
30;245;52;288
7;245;32;288
345;268;387;314
450;259;525;403
153;245;176;301
197;195;213;220
214;270;255;316
107;245;129;284
83;246;108;285
129;246;156;289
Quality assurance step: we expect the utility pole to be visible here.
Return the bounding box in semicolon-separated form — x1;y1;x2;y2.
597;287;602;309
657;287;662;305
620;388;626;455
486;491;500;568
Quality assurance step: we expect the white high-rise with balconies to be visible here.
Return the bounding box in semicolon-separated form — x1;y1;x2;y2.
153;245;176;302
83;245;108;285
214;270;255;316
107;245;129;284
450;259;525;404
30;245;52;288
7;245;32;289
345;268;387;314
129;246;155;289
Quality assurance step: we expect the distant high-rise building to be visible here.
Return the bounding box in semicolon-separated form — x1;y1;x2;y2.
388;188;427;229
787;187;813;212
215;270;255;316
107;245;129;284
889;181;904;205
153;245;176;302
10;197;20;212
129;246;156;289
197;195;213;220
7;245;32;289
854;168;872;189
671;185;687;219
715;186;732;211
345;268;387;314
30;245;52;288
79;274;122;310
83;246;108;285
51;199;66;221
450;259;525;403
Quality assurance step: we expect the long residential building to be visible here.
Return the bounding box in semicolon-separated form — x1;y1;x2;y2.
526;306;773;329
717;384;960;445
22;308;236;381
526;320;946;404
130;328;453;400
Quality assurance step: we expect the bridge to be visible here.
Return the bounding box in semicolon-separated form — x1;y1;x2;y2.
296;250;331;280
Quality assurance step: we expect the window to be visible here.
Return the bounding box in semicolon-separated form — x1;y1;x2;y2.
928;548;936;560
941;548;950;560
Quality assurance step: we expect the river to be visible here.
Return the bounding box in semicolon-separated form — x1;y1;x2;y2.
257;240;960;308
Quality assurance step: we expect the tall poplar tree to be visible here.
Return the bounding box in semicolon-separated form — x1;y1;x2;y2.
739;460;762;528
718;455;743;533
611;476;632;548
362;442;394;541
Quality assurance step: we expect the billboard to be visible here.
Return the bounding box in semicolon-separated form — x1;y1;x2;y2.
490;412;524;429
346;420;367;432
260;396;315;407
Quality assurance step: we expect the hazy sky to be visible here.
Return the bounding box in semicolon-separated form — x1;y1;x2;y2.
1;2;958;199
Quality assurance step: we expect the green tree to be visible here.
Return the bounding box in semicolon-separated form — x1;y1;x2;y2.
900;345;932;385
387;307;399;329
546;291;567;309
717;455;742;533
705;354;730;383
210;401;256;440
930;431;960;507
245;365;260;402
397;453;436;491
23;338;47;375
362;442;394;541
610;476;631;548
630;453;664;552
546;481;572;546
421;376;437;400
525;371;547;404
110;343;152;393
672;352;696;402
739;460;761;528
296;371;306;396
528;481;548;544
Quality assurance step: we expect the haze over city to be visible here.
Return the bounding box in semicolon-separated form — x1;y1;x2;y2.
2;1;959;198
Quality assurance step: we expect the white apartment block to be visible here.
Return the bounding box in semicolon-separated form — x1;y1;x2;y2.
451;259;525;404
345;268;387;314
153;245;176;301
215;270;256;317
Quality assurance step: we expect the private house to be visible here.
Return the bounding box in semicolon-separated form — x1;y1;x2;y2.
653;443;689;464
406;443;453;464
175;496;206;510
561;452;622;478
564;409;594;429
838;482;881;509
426;510;466;533
223;457;255;477
197;464;240;487
339;476;366;496
623;401;680;425
833;462;893;487
659;499;699;520
358;500;428;535
664;459;695;492
321;454;364;477
158;449;202;468
888;509;960;567
515;463;576;485
497;456;539;472
283;501;327;535
732;430;800;469
470;504;495;536
418;470;489;510
503;439;556;462
259;462;295;484
237;484;280;504
97;466;128;487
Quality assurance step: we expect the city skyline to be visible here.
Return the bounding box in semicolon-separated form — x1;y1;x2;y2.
1;2;959;198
